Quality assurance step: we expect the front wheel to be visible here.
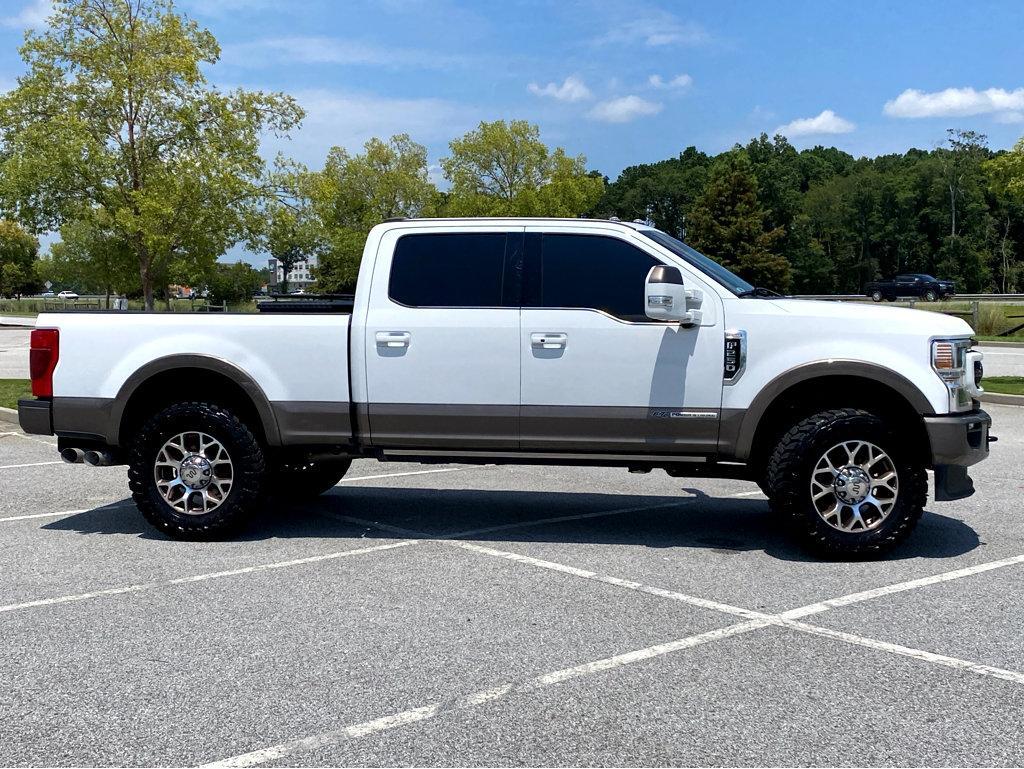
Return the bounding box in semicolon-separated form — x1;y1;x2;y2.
766;408;927;557
924;290;938;302
128;401;267;539
870;290;883;302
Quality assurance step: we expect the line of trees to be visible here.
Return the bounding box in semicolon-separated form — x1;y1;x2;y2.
596;131;1024;293
1;0;1023;303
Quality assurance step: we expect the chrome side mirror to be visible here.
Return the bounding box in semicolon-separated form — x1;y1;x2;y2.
645;265;702;325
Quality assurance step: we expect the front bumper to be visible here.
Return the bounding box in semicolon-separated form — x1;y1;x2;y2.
924;409;991;467
18;398;53;435
925;409;991;502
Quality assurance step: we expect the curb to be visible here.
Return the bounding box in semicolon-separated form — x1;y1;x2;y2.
981;392;1024;406
980;340;1024;349
0;406;20;426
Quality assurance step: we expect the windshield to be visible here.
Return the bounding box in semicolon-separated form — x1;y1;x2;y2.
639;230;754;296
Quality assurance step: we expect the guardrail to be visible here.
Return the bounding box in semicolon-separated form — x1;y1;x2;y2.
793;293;1024;302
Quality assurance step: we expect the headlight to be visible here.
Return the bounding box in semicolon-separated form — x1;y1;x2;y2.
931;338;979;411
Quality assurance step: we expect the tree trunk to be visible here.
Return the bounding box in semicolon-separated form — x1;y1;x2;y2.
141;265;154;312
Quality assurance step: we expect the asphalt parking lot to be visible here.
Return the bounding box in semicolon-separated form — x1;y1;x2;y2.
1;405;1023;767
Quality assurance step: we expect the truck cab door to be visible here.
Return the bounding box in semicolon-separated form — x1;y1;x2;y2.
519;227;725;455
361;227;524;449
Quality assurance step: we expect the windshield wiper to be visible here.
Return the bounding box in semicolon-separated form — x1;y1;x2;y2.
735;286;783;298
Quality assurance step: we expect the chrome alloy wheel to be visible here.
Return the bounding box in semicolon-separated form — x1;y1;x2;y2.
154;431;233;515
810;440;899;532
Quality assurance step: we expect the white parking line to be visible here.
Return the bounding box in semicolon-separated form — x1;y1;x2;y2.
779;619;1024;686
339;466;477;483
199;619;770;768
0;460;64;470
780;553;1024;619
0;540;418;615
201;542;1024;767
451;540;763;621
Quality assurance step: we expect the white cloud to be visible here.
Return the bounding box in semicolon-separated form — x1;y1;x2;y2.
222;36;466;70
596;12;709;47
527;75;592;102
269;89;479;166
995;111;1024;125
774;109;855;137
648;73;693;90
883;87;1024;119
588;95;662;123
1;0;51;29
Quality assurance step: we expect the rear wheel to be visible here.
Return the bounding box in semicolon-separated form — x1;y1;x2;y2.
766;408;927;557
128;401;266;539
268;459;351;499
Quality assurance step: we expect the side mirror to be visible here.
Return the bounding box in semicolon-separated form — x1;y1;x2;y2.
645;265;702;325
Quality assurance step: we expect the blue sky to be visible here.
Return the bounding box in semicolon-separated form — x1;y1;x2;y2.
2;0;1023;263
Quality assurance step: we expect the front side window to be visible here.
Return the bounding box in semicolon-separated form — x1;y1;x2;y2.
389;233;509;307
527;234;660;321
640;230;754;296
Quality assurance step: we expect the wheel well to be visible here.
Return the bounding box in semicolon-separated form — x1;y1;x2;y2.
118;368;270;447
747;375;930;479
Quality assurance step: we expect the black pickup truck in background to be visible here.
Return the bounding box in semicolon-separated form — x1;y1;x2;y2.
864;274;956;302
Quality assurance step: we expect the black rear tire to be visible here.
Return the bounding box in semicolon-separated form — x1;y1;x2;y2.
128;401;267;540
766;408;927;558
268;459;352;499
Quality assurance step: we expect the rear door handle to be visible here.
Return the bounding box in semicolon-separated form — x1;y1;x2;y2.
376;331;411;348
531;332;567;350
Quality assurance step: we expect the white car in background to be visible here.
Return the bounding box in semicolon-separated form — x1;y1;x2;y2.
56;290;79;301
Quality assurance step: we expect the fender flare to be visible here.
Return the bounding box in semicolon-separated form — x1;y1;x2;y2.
731;359;934;461
111;354;282;446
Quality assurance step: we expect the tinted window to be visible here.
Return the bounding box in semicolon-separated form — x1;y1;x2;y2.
389;233;509;307
531;234;660;321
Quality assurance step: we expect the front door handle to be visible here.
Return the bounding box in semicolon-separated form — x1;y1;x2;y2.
531;332;567;350
376;331;411;348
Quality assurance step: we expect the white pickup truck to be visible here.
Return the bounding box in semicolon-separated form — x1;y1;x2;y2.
19;218;992;556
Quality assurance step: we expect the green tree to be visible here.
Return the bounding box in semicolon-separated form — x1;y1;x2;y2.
301;134;438;292
204;261;264;304
687;151;791;291
985;138;1024;292
0;218;38;296
441;120;603;217
250;203;322;294
0;0;302;310
45;217;138;305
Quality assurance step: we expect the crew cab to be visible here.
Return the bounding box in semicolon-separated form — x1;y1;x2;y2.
18;218;992;556
864;274;956;302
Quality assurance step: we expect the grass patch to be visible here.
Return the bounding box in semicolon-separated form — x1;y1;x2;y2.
984;376;1024;396
0;379;31;410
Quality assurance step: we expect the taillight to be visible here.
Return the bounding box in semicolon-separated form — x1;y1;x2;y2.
29;328;59;397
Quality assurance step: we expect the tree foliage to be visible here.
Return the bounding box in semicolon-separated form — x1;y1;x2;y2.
0;218;39;296
686;152;791;290
0;0;301;309
204;261;265;304
300;134;437;293
441;120;603;217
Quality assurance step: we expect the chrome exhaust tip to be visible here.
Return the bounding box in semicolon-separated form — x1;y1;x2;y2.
60;448;85;464
83;450;113;467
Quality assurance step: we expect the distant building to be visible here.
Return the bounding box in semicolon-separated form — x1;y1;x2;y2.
268;255;318;293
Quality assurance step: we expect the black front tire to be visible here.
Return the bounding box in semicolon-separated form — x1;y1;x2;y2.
128;401;267;539
268;459;352;499
924;290;938;302
766;408;927;558
870;290;883;302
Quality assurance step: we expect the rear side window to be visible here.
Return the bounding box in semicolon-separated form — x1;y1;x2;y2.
527;234;661;321
389;233;509;307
